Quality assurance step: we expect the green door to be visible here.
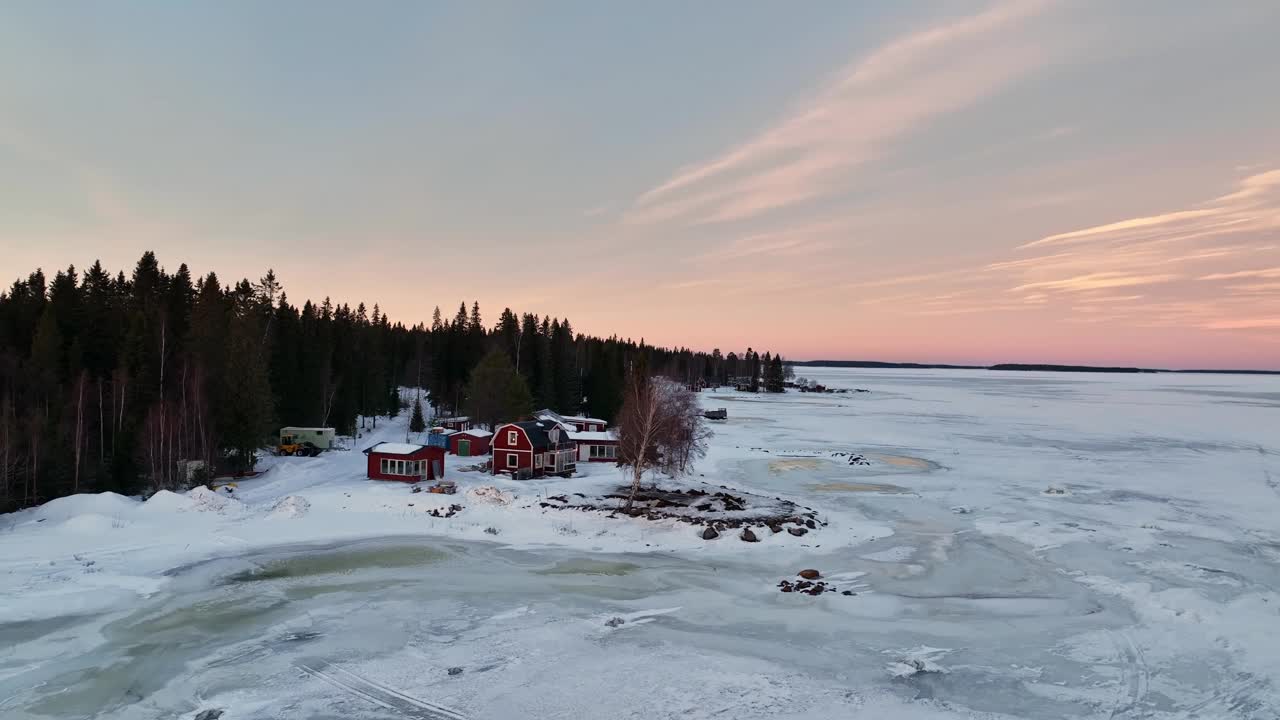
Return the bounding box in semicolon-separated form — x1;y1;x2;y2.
458;439;470;457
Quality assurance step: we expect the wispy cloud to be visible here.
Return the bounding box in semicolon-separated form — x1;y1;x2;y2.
1200;266;1280;281
1021;169;1280;250
625;0;1060;225
1011;272;1180;293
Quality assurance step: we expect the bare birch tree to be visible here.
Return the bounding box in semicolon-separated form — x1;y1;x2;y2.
616;373;709;512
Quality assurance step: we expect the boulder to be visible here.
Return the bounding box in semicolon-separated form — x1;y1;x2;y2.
194;711;224;720
740;528;759;543
787;527;808;537
798;569;821;580
701;527;720;540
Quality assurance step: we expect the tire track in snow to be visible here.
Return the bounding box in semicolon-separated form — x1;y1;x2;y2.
296;660;468;720
1108;631;1148;719
1180;674;1270;717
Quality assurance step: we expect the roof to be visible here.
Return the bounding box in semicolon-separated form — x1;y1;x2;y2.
364;442;430;456
435;416;470;423
501;419;572;449
454;429;493;438
428;427;457;435
281;426;334;433
535;409;606;426
567;430;617;442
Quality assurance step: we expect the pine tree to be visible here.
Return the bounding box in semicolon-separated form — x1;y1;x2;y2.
409;398;426;433
464;349;532;430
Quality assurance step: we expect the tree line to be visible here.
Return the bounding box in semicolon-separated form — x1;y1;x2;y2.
0;253;788;511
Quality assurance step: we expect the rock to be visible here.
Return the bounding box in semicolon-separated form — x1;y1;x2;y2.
787;527;808;537
798;569;821;580
842;590;856;596
194;711;224;720
804;518;816;529
447;667;464;676
701;527;720;540
604;617;626;627
740;528;759;543
767;523;784;534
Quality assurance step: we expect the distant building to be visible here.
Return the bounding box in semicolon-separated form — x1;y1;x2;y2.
449;429;492;457
363;442;445;482
435;416;472;432
491;419;577;478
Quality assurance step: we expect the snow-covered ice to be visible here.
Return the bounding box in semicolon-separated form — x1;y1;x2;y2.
2;367;1278;719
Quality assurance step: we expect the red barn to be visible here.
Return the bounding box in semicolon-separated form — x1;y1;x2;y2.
449;429;492;457
364;442;445;482
491;420;577;478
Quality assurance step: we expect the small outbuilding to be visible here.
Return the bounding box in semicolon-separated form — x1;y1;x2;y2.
364;442;445;482
449;429;492;457
434;416;472;432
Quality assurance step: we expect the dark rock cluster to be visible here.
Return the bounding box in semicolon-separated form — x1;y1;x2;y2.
427;504;463;518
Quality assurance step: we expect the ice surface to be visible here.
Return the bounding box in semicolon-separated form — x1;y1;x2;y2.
2;367;1278;718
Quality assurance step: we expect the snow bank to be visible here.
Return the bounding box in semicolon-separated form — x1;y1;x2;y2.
269;495;311;519
30;491;138;524
142;489;194;513
187;486;245;514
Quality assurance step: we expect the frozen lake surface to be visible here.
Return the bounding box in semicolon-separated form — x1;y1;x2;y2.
2;367;1279;719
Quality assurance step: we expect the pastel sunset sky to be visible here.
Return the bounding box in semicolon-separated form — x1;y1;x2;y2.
2;1;1279;369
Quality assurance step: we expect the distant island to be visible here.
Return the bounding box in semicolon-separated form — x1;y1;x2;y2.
792;360;1279;376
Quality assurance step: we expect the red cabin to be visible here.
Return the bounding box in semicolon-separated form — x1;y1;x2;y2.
364;442;445;482
434;416;472;432
448;429;492;457
491;420;576;478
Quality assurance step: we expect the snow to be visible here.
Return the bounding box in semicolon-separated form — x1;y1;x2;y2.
454;429;492;438
565;430;616;442
365;441;426;455
2;367;1279;718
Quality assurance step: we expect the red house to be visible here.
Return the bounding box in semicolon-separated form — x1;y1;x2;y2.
491;420;577;478
448;429;492;457
568;430;619;462
435;416;472;432
364;442;445;482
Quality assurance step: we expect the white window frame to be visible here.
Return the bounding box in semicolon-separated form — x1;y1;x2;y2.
507;453;519;468
507;430;518;445
381;458;389;474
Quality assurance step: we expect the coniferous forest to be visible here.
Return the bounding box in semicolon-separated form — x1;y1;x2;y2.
0;253;788;511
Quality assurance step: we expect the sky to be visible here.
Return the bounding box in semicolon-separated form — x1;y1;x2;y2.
2;1;1279;369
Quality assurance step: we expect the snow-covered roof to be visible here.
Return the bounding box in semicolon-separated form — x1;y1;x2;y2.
536;410;606;426
428;427;457;435
366;442;427;455
435;416;470;423
567;430;617;442
455;429;493;438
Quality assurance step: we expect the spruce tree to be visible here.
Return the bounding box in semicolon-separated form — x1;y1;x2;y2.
409;397;426;433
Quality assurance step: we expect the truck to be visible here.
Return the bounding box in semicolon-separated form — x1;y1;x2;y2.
277;427;336;456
